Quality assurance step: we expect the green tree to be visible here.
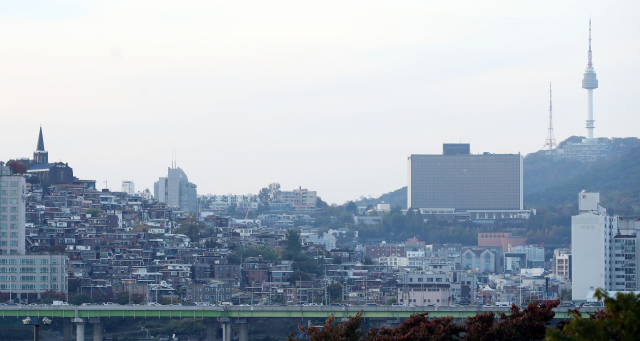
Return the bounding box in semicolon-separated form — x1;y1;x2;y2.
327;283;342;302
344;201;358;214
69;293;92;305
268;183;281;202
290;271;311;284
546;289;640;341
116;291;131;305
84;208;103;217
258;187;270;210
286;229;302;254
363;256;374;265
241;245;279;264
174;215;202;241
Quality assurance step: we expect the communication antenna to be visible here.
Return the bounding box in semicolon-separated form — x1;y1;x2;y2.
544;83;558;150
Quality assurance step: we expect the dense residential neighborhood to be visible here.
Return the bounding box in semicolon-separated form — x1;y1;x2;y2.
0;130;575;310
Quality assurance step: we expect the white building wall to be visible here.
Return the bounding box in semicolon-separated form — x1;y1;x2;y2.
571;194;616;301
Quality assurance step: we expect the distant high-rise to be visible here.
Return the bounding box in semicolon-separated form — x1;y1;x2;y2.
582;19;598;140
154;167;198;214
121;180;135;195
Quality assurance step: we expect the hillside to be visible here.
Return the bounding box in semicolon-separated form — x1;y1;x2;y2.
524;144;640;214
524;137;640;197
355;187;407;209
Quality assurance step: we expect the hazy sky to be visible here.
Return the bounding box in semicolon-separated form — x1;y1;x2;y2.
1;1;639;204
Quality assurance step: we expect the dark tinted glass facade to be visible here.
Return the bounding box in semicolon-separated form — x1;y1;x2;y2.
408;154;522;210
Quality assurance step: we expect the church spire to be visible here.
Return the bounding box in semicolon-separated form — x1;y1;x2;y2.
37;126;45;151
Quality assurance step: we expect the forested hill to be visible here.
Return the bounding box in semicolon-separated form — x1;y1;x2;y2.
524;136;640;197
524;142;640;215
355;187;407;209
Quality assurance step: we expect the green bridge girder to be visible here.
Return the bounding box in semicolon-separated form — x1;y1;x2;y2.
0;306;591;320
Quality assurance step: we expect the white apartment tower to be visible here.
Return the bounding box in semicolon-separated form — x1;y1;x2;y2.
571;191;640;301
121;180;135;195
0;163;68;301
0;164;26;255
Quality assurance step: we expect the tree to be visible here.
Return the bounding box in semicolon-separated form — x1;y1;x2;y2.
290;271;311;284
116;291;131;305
363;256;374;265
288;300;560;341
344;201;358;214
546;289;640;341
7;161;26;174
84;208;104;217
286;229;302;254
268;183;281;202
241;245;279;264
174;215;202;241
289;313;363;341
69;293;92;305
40;290;66;304
26;176;40;185
327;283;342;302
258;187;270;210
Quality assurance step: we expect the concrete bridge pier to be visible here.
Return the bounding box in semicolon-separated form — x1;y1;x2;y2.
89;318;102;341
72;318;85;341
237;319;248;341
63;319;73;341
218;317;231;341
205;318;216;341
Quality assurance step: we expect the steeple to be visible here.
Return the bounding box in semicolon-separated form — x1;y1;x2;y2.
33;126;48;165
36;126;45;151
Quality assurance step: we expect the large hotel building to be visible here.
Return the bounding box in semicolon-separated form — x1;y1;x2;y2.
408;144;528;223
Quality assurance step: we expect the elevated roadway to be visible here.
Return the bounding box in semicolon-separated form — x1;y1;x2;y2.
0;305;594;341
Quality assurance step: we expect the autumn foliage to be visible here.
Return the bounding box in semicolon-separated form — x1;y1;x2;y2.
7;161;26;174
289;300;560;341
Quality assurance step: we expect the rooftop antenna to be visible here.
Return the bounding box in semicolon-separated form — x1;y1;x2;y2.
544;82;558;150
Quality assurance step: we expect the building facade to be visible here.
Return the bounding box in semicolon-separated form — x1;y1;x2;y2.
569;192;640;301
0;163;69;301
154;167;197;214
408;144;523;211
277;187;317;211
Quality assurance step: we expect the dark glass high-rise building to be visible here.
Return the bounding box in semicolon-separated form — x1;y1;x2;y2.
408;144;522;210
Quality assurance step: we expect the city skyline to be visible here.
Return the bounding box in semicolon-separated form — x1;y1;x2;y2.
1;1;639;203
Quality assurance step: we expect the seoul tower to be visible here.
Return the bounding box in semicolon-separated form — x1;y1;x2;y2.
582;19;598;140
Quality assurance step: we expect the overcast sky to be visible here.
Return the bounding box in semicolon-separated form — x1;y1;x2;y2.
1;1;639;204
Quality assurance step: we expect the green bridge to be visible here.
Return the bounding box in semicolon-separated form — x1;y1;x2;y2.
1;305;592;341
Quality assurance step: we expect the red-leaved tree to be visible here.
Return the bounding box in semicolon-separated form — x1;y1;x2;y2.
7;161;26;174
289;300;560;341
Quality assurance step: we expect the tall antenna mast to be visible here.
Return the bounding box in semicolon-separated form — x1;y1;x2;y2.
544;83;558;150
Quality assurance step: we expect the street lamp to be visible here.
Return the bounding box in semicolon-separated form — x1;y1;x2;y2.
22;317;52;341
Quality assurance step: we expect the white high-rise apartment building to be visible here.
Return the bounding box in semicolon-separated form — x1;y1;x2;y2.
571;191;640;301
0;164;26;255
0;163;68;301
121;180;135;194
